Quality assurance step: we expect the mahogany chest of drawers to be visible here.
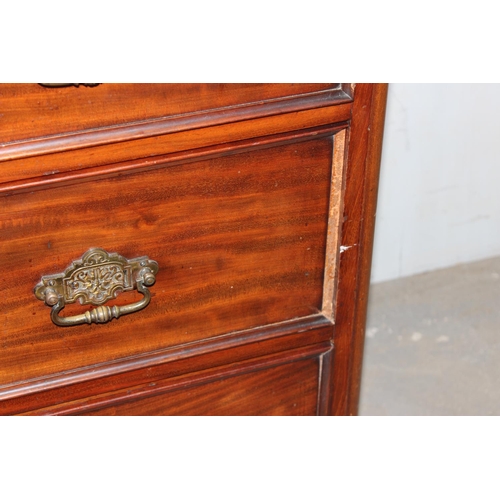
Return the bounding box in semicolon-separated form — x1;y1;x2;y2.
0;83;387;415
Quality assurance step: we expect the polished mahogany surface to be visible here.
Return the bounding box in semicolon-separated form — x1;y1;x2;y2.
0;83;387;415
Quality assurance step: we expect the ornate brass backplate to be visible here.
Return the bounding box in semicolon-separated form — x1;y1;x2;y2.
34;248;159;327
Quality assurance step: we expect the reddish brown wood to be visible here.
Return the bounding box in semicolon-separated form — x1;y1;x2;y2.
0;83;340;145
329;84;388;415
0;123;347;196
0;136;333;385
22;343;330;416
317;348;334;415
0;103;352;185
1;317;332;415
0;87;349;165
0;83;386;415
77;358;320;416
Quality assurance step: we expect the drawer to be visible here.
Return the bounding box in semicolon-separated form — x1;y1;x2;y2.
0;131;342;386
30;348;329;416
79;356;321;416
0;83;340;145
0;83;388;415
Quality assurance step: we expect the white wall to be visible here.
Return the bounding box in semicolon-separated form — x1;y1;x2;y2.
370;84;500;283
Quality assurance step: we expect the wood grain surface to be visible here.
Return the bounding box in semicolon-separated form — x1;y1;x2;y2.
27;343;331;416
329;83;388;415
79;357;321;416
0;83;338;144
1;316;332;415
0;105;351;185
0;83;387;415
0;134;334;385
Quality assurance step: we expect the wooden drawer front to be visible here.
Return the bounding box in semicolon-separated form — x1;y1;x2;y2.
77;356;321;416
0;83;339;144
0;134;336;385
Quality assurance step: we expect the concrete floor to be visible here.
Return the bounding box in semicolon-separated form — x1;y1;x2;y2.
358;256;500;415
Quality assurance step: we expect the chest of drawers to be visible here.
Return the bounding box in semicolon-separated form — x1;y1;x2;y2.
0;83;387;415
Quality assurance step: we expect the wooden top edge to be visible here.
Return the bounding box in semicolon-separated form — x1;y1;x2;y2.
0;88;352;163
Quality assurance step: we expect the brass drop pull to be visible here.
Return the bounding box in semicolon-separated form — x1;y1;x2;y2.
38;83;101;88
34;248;158;327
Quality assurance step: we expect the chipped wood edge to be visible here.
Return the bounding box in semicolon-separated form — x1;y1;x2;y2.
322;128;348;320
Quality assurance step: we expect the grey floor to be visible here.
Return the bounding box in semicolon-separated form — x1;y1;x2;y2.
358;256;500;416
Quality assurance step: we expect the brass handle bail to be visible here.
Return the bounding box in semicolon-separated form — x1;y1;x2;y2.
34;248;159;327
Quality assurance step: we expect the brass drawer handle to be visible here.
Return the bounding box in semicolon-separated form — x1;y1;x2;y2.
38;83;101;88
34;248;159;327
